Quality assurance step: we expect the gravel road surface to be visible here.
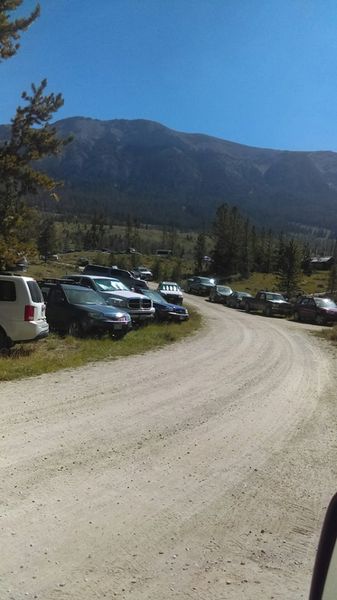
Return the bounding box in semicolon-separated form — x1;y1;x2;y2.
1;295;336;600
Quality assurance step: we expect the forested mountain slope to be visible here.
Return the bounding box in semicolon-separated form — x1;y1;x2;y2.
1;117;337;231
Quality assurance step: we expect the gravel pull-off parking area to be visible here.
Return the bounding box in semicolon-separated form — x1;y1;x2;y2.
0;296;336;600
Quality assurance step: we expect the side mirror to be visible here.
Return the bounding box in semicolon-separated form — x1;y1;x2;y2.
309;493;337;599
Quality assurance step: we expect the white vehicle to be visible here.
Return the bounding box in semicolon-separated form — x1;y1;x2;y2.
158;281;184;305
132;266;153;281
0;274;49;350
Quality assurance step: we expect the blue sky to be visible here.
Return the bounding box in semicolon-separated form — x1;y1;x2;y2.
3;0;337;151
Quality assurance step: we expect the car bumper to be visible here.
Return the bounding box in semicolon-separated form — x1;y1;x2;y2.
10;321;49;343
160;294;183;304
129;311;155;323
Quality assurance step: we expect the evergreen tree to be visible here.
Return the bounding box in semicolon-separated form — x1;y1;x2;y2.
0;1;40;60
329;241;337;293
212;204;230;275
194;231;206;273
0;2;71;268
276;239;302;297
37;219;57;260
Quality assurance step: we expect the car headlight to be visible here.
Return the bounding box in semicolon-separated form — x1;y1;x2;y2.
88;311;103;320
108;298;128;308
114;312;130;322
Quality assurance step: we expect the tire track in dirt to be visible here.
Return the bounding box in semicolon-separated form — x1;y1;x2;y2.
0;295;336;600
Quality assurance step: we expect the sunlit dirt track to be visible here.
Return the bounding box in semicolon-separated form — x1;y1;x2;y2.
1;295;336;600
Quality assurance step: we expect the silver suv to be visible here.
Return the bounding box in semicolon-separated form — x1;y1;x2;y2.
0;274;49;350
65;275;155;323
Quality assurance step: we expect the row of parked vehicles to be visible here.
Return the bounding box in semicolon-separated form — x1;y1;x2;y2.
0;265;188;351
186;276;337;325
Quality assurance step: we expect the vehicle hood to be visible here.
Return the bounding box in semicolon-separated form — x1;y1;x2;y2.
155;301;187;312
270;299;291;305
73;303;130;320
100;290;144;300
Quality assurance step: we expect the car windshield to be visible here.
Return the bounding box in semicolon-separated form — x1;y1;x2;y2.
161;284;179;291
65;288;106;305
266;293;285;301
315;298;337;309
217;286;231;293
94;279;129;292
144;290;167;303
199;277;214;283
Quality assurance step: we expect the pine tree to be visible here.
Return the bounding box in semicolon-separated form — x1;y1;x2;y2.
37;219;57;260
276;239;302;297
329;241;337;293
194;231;206;273
0;1;40;61
0;2;71;269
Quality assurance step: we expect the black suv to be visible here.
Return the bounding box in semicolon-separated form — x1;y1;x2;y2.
40;282;132;339
83;265;148;290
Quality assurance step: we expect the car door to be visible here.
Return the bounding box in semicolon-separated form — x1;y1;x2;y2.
257;292;266;311
46;288;70;330
298;297;312;321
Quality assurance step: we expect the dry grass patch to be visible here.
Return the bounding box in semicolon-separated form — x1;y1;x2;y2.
0;306;202;381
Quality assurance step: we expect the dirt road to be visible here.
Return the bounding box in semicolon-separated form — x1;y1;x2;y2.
1;296;336;600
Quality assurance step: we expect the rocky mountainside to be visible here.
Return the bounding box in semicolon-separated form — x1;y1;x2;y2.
2;117;337;231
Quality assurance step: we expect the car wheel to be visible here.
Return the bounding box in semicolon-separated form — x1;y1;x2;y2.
68;320;83;337
111;330;127;340
245;302;251;312
264;305;272;317
293;310;300;322
0;328;11;352
315;313;326;326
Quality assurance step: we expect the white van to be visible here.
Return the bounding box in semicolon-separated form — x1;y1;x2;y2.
0;274;49;350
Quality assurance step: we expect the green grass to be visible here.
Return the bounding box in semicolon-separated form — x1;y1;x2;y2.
318;324;337;345
0;306;202;382
234;271;330;296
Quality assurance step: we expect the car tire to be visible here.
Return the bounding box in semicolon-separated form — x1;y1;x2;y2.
315;314;326;326
293;310;300;321
68;320;83;337
264;305;272;317
245;302;251;312
0;327;11;352
111;330;127;340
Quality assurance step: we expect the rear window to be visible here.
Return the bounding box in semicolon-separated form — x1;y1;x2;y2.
0;281;16;301
27;280;43;303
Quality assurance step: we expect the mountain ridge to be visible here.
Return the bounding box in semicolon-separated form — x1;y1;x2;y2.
1;117;337;232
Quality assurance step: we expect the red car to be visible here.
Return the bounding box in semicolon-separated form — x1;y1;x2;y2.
293;296;337;325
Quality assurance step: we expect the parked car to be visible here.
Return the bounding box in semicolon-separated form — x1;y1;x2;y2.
226;291;253;309
82;264;148;290
293;296;337;325
41;282;132;339
140;289;189;322
244;291;292;316
186;276;215;295
132;266;153;281
63;275;155;324
157;281;184;305
0;274;49;350
209;284;233;304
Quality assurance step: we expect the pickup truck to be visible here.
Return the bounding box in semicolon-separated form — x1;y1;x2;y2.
244;291;292;317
